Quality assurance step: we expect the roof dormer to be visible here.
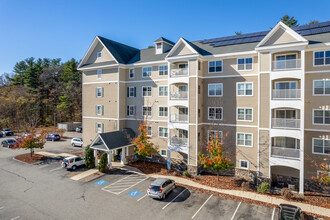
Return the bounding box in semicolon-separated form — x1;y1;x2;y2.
153;37;175;54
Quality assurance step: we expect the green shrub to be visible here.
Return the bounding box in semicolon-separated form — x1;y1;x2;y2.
85;148;95;169
183;170;189;177
257;182;269;194
98;152;108;173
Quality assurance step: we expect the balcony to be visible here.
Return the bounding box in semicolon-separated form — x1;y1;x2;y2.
170;136;188;146
272;118;300;129
170;91;188;100
272;59;301;71
272;89;301;99
170;114;188;123
271;147;300;159
171;68;188;77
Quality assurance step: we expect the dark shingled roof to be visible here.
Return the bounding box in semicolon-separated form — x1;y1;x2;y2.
127;47;168;64
154;37;175;45
98;36;139;64
98;129;136;150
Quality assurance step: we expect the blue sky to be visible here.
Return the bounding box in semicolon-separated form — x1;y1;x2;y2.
1;0;330;75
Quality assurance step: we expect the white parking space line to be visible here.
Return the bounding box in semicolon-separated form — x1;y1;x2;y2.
0;206;4;210
230;201;242;220
191;194;213;219
49;167;63;172
11;216;20;220
162;188;188;210
271;207;275;220
137;194;148;201
102;174;149;195
38;164;51;169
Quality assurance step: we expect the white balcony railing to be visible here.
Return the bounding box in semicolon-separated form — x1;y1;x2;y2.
170;91;188;100
170;136;188;146
272;118;300;129
271;146;300;159
272;59;301;71
171;68;188;77
170;114;188;123
272;89;301;99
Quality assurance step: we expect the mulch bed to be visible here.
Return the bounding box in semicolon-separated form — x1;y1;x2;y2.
129;161;330;211
14;153;49;163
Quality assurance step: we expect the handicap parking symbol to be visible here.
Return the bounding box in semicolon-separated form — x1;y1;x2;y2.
127;190;142;197
95;180;108;186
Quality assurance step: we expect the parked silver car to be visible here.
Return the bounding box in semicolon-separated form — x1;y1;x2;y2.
147;178;175;199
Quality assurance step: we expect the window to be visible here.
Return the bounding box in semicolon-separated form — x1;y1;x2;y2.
208;60;222;73
314;80;330;95
208;107;223;120
313;138;330;155
97;52;102;58
147;126;152;137
239;160;249;169
142;86;152;97
96;123;103;133
237;83;253;96
208;84;223;96
156;43;162;49
127;105;136;116
96;87;103;97
314;51;330;66
237;58;253;70
159;107;168;117
97;69;102;79
159;66;168;76
313;109;330;125
142;67;152;77
142;106;152;116
208;130;223;142
129;69;135;78
159;86;168;96
127;87;136;97
160;149;167;156
96;105;103;115
237;108;253;121
159;127;168;138
237;133;253;147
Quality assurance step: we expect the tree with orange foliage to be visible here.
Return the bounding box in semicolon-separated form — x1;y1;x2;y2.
133;122;157;166
312;162;329;190
198;133;233;183
18;130;48;157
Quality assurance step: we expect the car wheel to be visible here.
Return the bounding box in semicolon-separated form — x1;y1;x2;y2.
72;165;77;170
162;193;166;200
72;143;75;147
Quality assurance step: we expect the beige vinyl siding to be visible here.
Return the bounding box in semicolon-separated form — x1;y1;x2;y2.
305;49;330;72
259;130;270;178
260;73;270;128
263;28;298;46
83;68;118;83
170;42;195;57
260;52;270;72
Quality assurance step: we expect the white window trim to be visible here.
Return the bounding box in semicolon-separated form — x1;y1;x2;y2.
208;59;223;74
236;132;253;147
96;122;103;133
208;130;223;142
128;87;135;97
142;86;152;97
158;106;168;117
312;109;330;125
274;53;298;60
128;105;136;116
237;107;253;122
312;138;330;155
142;66;152;78
129;68;135;79
142;106;152;116
158;86;168;97
236;82;254;96
96;105;103;116
313;50;330;67
158;126;168;138
236;57;253;71
97;69;102;80
147;126;152;137
239;160;249;170
208;83;223;97
160;149;167;157
96;87;103;98
313;79;330;96
158;65;168;76
208;107;223;120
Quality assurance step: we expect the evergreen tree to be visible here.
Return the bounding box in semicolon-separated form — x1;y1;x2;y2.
280;15;298;27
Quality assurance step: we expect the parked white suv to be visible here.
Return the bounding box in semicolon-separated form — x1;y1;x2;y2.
71;138;83;147
61;156;85;170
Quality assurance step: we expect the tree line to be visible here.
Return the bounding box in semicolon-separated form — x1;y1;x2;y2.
0;57;82;131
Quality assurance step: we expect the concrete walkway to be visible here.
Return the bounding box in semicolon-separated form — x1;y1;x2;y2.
35;151;76;158
70;169;99;181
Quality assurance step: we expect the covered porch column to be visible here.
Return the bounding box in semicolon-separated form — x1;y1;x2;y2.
107;151;112;169
93;150;98;167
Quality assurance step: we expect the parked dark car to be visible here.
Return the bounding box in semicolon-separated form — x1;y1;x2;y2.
0;132;3;138
278;204;304;220
76;126;82;133
1;139;17;148
2;129;14;136
46;134;61;141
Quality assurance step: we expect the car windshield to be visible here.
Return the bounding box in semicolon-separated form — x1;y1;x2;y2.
150;185;160;191
5;129;11;131
8;140;15;143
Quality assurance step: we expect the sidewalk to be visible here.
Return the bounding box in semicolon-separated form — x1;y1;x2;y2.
119;166;330;218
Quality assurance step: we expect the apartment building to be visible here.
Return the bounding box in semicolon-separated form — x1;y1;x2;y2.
78;21;330;194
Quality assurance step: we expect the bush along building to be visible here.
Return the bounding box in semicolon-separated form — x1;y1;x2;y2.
78;21;330;194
